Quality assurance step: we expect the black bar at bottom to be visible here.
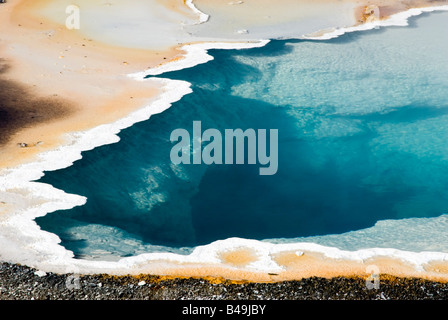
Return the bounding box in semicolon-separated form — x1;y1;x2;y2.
0;299;442;318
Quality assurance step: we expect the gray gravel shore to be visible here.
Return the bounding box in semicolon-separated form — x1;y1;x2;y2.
1;262;448;300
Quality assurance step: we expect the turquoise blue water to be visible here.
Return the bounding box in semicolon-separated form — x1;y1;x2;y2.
36;12;448;258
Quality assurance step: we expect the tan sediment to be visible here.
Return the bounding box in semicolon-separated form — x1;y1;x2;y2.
126;262;278;283
425;261;448;274
0;0;187;170
271;251;423;280
422;261;448;281
218;248;259;267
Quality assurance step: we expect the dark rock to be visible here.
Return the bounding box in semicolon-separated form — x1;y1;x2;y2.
1;262;448;300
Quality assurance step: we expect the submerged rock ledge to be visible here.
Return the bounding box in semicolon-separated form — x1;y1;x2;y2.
0;262;447;300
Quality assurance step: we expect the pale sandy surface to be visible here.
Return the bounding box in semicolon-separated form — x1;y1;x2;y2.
0;0;195;169
190;0;360;39
1;0;448;284
190;0;448;39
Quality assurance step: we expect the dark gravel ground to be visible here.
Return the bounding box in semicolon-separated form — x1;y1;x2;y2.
1;262;448;300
